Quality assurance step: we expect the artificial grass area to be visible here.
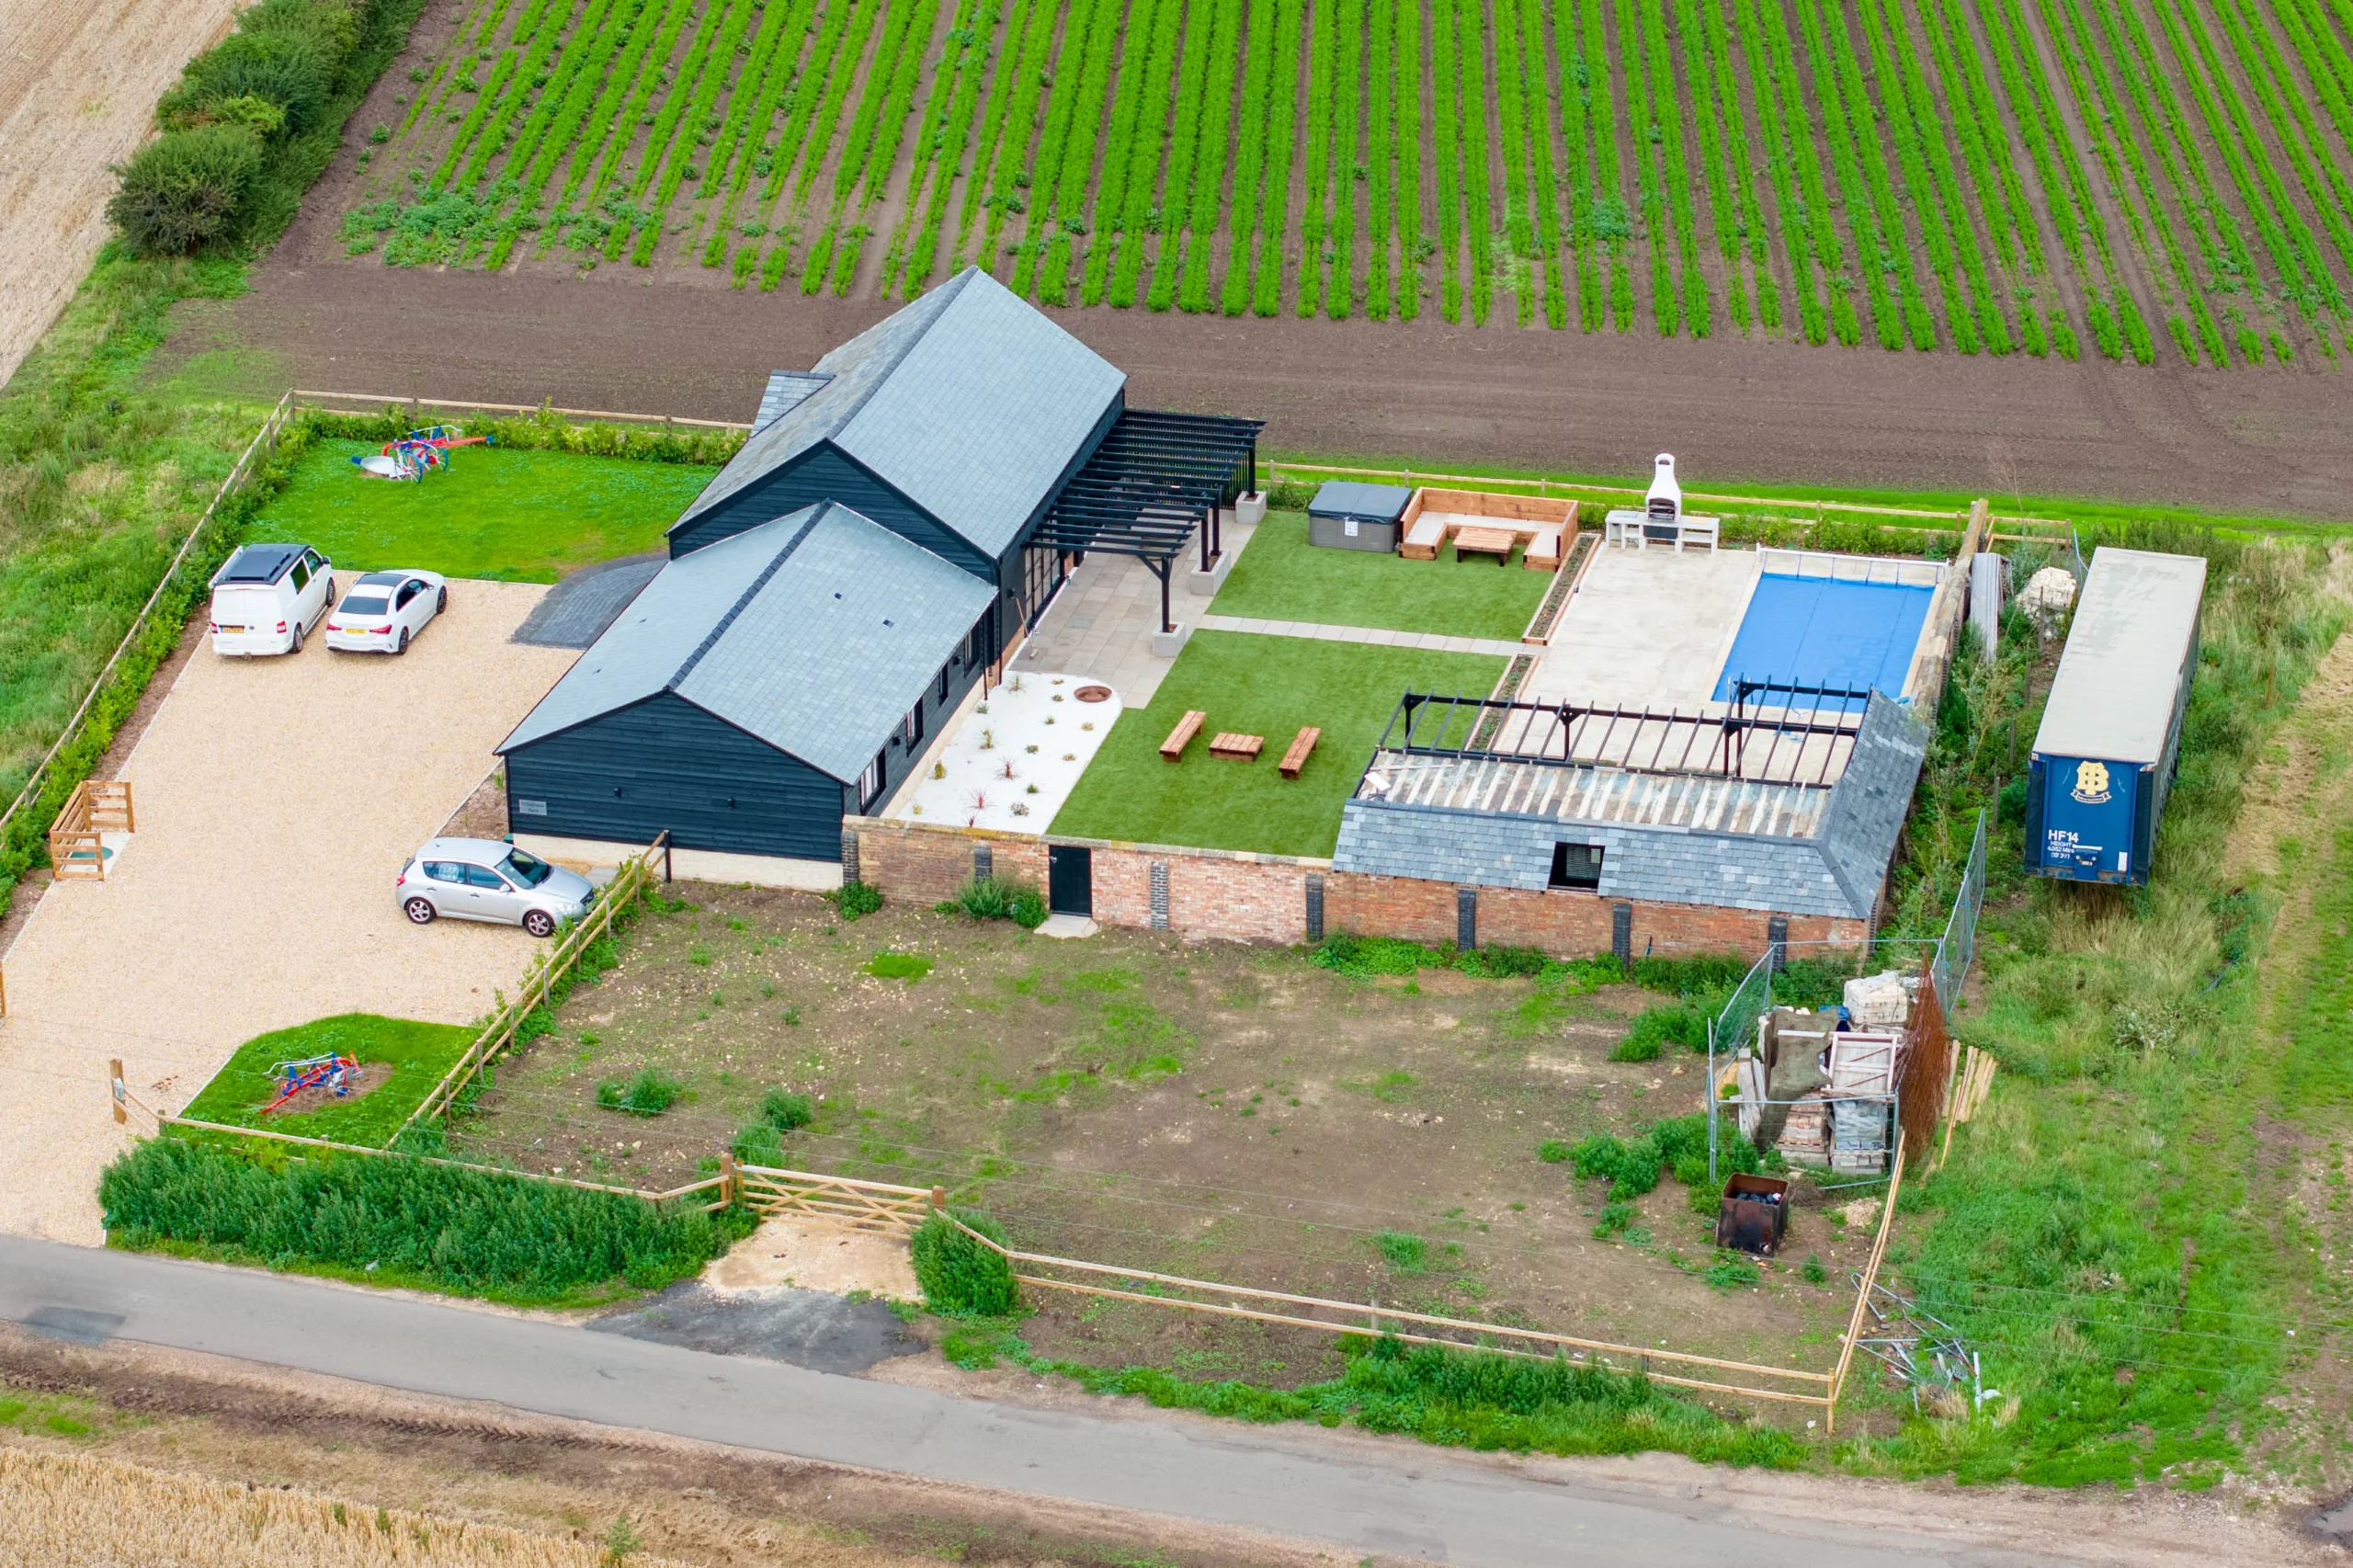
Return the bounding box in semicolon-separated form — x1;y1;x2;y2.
176;1013;474;1147
254;439;717;582
1210;512;1552;642
1050;631;1505;857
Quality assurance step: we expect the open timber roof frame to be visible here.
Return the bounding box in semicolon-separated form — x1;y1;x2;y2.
1373;682;1876;789
1033;409;1266;633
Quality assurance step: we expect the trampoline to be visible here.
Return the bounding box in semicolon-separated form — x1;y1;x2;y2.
1712;574;1935;706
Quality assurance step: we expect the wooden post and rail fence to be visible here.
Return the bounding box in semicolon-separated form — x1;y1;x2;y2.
398;832;671;1134
0;390;296;1016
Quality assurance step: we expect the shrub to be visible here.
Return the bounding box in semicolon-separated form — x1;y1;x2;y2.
1537;1138;1574;1164
162;31;332;137
947;874;1045;926
163;92;288;138
759;1086;814;1131
730;1120;785;1166
1309;932;1427;977
100;1139;749;1301
827;880;884;921
1613;1000;1709;1060
1705;1251;1759;1290
108;127;264;256
237;0;361;80
597;1067;684;1116
911;1210;1018;1314
1376;1231;1427;1271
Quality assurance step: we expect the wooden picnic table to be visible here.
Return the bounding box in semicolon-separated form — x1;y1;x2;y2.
1453;524;1518;563
1162;710;1206;760
1209;732;1265;761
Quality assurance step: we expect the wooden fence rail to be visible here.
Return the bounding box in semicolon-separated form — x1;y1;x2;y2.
402;832;668;1132
293;390;752;431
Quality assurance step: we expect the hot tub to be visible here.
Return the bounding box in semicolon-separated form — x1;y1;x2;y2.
1307;482;1412;552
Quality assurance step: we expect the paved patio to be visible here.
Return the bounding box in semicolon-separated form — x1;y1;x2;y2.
1017;517;1259;705
0;582;579;1244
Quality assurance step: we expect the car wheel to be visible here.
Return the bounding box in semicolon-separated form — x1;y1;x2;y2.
522;908;556;938
290;619;303;653
404;896;437;925
397;627;411;654
437;586;448;613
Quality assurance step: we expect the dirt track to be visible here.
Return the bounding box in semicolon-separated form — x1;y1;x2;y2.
170;252;2353;520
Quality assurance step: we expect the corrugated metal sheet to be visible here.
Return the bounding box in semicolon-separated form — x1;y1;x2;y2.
1359;753;1834;838
2031;547;2206;765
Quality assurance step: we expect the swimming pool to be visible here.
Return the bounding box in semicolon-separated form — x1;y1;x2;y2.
1711;573;1936;705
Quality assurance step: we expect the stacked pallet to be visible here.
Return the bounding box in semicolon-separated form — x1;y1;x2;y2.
1777;1094;1831;1167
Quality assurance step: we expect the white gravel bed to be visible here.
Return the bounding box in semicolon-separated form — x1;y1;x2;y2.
886;671;1121;833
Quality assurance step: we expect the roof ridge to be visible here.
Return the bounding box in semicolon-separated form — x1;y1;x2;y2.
829;267;977;438
669;505;828;689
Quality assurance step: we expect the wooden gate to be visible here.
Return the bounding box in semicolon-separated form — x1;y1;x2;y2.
733;1165;938;1233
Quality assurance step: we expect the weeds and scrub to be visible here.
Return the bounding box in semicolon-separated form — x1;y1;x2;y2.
176;1014;474;1145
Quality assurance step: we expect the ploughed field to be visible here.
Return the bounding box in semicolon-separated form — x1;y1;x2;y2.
343;0;2353;367
447;882;1873;1384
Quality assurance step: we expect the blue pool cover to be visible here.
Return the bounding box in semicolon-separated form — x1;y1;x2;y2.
1711;574;1935;706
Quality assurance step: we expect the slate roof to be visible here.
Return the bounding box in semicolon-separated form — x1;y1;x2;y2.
678;268;1125;559
499;503;995;783
1331;693;1927;919
755;371;834;432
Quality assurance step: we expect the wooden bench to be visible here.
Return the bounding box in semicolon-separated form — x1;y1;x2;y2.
1209;732;1264;761
1524;523;1565;571
1161;710;1206;760
1453;524;1518;564
1278;727;1321;779
1401;510;1449;560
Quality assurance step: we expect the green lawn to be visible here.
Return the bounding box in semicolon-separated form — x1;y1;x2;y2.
253;438;718;582
1210;512;1552;642
177;1013;475;1147
1051;631;1506;857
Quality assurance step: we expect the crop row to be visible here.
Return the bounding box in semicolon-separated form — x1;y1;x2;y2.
359;0;2351;367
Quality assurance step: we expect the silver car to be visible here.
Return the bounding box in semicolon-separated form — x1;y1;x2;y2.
398;837;595;937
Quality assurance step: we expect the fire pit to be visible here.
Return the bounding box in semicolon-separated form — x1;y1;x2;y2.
1074;685;1113;703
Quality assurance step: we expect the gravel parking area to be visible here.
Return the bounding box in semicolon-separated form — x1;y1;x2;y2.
0;580;579;1244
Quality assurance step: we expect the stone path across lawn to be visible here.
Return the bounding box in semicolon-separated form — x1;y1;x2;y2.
1197;615;1527;659
0;581;580;1244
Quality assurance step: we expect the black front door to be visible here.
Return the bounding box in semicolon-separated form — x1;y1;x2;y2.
1048;845;1093;916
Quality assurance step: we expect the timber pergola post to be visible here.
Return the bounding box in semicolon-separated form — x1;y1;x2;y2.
1031;409;1264;634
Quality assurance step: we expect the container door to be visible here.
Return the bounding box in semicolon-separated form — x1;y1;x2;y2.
2036;756;2141;881
1048;845;1093;916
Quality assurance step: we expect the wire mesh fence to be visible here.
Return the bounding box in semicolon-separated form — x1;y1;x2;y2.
1929;810;1989;1018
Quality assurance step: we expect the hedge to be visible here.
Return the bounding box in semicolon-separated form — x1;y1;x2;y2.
101;1137;754;1302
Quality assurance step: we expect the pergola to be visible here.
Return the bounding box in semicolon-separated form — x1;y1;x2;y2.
1031;408;1265;633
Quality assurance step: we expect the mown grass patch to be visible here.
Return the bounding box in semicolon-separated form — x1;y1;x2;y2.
174;1013;473;1147
1210;513;1552;642
252;437;715;581
1051;631;1503;858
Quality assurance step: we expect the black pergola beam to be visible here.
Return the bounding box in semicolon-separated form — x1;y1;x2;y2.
1035;408;1267;608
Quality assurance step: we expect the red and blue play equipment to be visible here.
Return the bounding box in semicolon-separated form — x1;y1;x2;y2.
350;424;494;482
261;1052;359;1114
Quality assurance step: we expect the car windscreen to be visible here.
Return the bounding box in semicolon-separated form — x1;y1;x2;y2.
502;848;554;886
338;596;390;615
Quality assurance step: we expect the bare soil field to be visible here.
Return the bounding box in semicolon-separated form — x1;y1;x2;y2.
162;251;2353;521
449;883;1870;1391
0;0;242;388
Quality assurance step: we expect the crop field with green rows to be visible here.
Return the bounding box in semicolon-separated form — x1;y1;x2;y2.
348;0;2353;365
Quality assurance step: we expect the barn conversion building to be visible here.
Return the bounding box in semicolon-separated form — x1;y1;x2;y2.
498;267;1260;877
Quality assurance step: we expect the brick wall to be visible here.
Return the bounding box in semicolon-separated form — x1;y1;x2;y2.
846;818;1868;957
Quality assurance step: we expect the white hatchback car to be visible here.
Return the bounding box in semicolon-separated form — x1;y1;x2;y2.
209;543;335;655
326;570;448;654
398;838;595;937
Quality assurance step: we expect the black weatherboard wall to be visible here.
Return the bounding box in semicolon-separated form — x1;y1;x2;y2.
505;692;850;861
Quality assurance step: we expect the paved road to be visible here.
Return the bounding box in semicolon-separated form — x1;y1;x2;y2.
1;1238;2063;1567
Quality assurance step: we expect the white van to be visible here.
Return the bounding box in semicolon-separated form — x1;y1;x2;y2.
209;543;335;656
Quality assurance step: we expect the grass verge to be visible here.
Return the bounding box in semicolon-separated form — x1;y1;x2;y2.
1050;631;1504;857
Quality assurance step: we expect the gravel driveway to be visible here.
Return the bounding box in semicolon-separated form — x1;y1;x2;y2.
0;580;580;1243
